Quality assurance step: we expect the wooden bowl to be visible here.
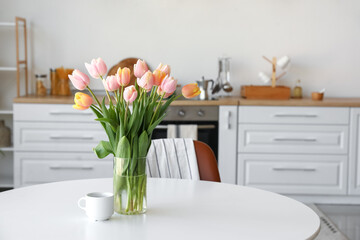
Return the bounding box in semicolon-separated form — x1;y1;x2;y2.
311;92;324;101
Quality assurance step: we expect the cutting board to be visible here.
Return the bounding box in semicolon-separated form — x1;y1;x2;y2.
241;85;291;100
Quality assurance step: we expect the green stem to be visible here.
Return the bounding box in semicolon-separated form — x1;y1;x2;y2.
86;86;101;107
120;86;123;104
149;93;165;126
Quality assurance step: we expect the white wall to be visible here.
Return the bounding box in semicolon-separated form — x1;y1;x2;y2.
1;0;360;97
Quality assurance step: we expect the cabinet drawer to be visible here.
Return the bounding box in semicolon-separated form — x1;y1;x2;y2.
14;104;95;122
15;152;112;186
15;122;106;151
239;106;349;125
238;154;347;195
238;124;348;154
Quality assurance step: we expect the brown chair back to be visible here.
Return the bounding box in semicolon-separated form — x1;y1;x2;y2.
193;140;221;182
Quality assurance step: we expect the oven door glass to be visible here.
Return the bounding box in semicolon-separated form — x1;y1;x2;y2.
151;121;218;160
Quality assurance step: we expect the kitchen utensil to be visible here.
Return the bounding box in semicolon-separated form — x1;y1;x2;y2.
197;76;214;100
218;57;233;93
222;81;233;92
108;58;146;86
212;60;222;94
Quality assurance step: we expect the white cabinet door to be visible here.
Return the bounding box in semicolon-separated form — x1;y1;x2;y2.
218;106;238;184
14;152;112;187
349;108;360;195
238;154;347;195
238;124;348;154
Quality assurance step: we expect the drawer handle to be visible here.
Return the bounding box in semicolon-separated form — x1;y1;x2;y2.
273;167;316;172
273;114;318;118
50;136;94;140
49;166;94;170
49;111;93;116
273;138;317;142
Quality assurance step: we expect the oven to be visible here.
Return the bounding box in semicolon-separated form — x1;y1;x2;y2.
151;106;219;160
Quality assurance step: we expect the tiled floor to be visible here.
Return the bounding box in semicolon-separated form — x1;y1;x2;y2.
317;204;360;240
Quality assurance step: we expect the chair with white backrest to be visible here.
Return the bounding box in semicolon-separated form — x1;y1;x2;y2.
146;138;221;182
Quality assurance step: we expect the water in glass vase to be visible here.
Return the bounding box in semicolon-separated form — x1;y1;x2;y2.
113;157;147;215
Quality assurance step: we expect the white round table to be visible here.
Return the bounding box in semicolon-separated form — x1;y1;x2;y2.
0;178;320;240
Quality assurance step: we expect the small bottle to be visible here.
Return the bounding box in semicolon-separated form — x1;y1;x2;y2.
293;79;302;99
35;74;47;97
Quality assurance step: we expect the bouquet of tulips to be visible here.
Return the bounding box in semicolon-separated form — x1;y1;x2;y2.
69;57;200;214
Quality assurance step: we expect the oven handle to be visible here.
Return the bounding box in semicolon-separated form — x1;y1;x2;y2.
155;125;216;130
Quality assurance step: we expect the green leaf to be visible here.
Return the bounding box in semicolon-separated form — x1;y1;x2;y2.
116;136;131;158
138;130;149;157
147;113;167;134
93;141;113;158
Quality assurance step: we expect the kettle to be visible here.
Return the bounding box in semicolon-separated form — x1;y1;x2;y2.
197;76;214;100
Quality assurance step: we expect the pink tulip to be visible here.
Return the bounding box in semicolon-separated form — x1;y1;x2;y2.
160;76;177;94
68;69;90;90
103;75;120;92
85;57;107;79
156;63;171;76
137;71;154;91
73;92;93;110
157;86;174;98
133;59;149;78
123;85;138;103
116;67;130;87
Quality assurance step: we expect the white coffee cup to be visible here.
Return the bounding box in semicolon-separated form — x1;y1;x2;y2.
78;192;114;221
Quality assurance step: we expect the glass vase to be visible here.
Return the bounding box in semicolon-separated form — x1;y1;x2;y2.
113;157;147;215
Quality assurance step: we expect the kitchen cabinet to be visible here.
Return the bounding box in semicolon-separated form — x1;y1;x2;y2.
237;106;350;196
349;108;360;195
13;104;112;187
218;106;238;184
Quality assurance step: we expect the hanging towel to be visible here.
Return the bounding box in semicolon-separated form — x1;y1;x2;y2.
179;124;198;140
146;138;200;180
166;124;177;139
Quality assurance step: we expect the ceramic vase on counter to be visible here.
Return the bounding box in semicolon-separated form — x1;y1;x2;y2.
0;120;11;147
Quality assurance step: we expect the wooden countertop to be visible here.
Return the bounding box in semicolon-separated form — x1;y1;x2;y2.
13;95;360;107
13;95;239;106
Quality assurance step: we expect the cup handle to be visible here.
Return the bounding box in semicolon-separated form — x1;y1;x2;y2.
78;197;86;211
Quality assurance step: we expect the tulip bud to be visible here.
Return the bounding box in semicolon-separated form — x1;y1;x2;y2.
137;71;154;91
68;69;90;90
85;57;107;79
133;59;149;78
116;67;131;87
160;76;177;94
182;83;201;99
73;92;93;110
156;63;171;76
103;75;120;92
123;85;138;103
